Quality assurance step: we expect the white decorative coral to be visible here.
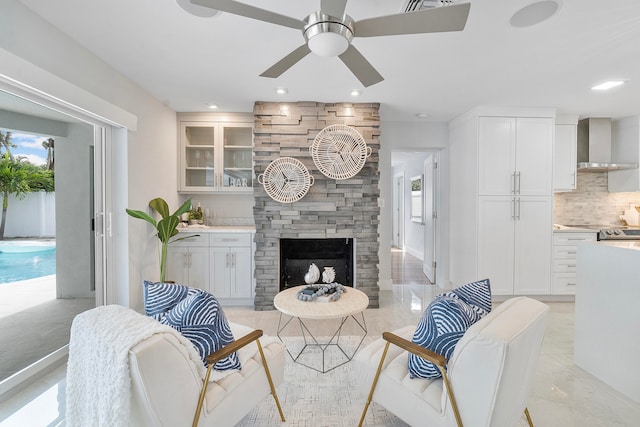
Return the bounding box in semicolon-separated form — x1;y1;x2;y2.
322;267;336;284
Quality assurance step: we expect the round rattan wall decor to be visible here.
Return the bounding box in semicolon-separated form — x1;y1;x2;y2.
310;124;372;180
257;157;314;203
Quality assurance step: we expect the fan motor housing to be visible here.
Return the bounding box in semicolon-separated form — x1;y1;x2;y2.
303;12;355;57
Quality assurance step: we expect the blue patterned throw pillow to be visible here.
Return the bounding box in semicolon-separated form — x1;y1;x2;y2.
408;279;492;379
143;280;194;321
161;289;240;371
442;278;492;316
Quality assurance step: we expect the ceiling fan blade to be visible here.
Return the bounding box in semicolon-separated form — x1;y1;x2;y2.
190;0;304;30
321;0;348;18
260;44;312;78
354;3;470;37
338;45;384;87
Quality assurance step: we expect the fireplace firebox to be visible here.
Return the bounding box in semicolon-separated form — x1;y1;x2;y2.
279;238;354;291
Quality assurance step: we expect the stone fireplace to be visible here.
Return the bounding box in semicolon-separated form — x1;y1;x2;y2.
252;101;381;310
280;238;354;291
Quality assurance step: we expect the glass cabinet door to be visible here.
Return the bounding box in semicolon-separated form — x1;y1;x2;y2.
183;123;216;189
221;125;253;191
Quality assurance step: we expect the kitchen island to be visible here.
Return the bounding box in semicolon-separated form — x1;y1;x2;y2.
574;241;640;403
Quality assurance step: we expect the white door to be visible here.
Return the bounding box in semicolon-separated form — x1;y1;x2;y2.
515;118;554;196
478;117;516;196
514;197;552;294
392;174;404;248
230;246;252;298
423;155;436;283
477;196;515;295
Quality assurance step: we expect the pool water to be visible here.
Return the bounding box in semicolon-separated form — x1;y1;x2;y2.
0;246;56;284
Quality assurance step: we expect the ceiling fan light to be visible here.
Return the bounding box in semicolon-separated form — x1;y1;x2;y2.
308;32;349;57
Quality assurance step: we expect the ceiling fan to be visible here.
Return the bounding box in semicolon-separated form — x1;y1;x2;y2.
189;0;470;87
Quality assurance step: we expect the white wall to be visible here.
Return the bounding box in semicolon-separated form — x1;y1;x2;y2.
1;0;179;310
2;192;55;238
379;121;450;289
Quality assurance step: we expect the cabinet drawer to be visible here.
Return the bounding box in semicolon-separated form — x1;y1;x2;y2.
552;272;577;294
553;258;577;273
211;233;251;247
171;233;210;247
552;232;597;245
553;245;578;259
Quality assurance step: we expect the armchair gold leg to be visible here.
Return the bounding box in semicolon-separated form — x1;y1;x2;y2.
439;368;463;427
256;338;286;422
192;364;214;427
524;407;534;427
358;342;391;427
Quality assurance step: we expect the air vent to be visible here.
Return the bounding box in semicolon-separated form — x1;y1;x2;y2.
404;0;456;12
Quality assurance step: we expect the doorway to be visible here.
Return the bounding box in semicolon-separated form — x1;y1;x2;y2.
0;88;108;391
390;150;440;285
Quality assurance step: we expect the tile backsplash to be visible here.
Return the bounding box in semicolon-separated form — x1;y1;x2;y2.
554;171;640;225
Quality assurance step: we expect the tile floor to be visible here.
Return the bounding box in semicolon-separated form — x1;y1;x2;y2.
1;251;640;426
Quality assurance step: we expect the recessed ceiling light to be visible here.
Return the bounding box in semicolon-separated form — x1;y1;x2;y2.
591;81;625;91
350;89;362;97
207;104;220;110
176;0;221;18
275;87;288;95
510;1;560;28
416;113;430;119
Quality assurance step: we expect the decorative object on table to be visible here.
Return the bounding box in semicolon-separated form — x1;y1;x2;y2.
126;197;195;282
322;266;336;284
304;263;320;285
296;282;346;302
189;203;204;224
311;124;372;180
258;157;314;203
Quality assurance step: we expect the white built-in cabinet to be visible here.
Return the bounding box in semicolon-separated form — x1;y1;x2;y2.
609;116;640;191
166;233;210;290
210;234;253;301
178;113;254;193
167;231;255;305
553;116;578;192
552;231;597;295
449;108;555;296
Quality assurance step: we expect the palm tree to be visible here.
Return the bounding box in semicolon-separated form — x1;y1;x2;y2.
0;153;54;239
42;138;55;170
0;131;16;161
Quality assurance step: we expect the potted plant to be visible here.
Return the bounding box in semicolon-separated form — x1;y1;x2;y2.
126;197;194;282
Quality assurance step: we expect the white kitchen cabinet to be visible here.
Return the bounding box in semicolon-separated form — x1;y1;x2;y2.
210;233;253;303
554;123;578;192
166;233;210;291
478;117;553;196
178;113;253;193
551;231;597;294
478;196;552;295
609;116;640;192
449;107;555;296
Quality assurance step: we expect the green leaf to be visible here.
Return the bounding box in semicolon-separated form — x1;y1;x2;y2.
173;198;192;217
125;208;157;227
157;216;180;244
149;197;170;218
170;233;200;244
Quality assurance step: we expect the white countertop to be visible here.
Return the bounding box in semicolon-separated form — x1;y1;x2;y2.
177;225;255;233
582;240;640;251
552;224;599;233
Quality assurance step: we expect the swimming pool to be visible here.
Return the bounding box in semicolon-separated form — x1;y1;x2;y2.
0;242;56;284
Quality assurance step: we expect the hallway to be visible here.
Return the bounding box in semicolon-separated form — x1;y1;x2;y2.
390;248;432;285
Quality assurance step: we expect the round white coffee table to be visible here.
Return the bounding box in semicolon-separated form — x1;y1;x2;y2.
273;285;369;373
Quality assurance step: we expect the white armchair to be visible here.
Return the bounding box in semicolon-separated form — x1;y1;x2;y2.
354;296;549;427
66;305;285;427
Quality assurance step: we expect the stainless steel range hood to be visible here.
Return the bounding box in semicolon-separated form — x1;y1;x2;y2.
577;118;638;171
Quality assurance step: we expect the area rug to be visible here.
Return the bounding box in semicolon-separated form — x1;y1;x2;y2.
237;336;407;427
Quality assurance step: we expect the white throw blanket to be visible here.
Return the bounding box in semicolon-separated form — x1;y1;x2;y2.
65;305;206;427
66;305;280;426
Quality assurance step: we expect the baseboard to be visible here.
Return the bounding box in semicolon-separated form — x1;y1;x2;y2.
0;345;68;402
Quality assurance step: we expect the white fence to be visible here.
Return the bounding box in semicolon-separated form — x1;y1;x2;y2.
2;192;56;238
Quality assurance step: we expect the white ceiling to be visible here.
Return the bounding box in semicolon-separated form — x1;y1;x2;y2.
15;0;640;122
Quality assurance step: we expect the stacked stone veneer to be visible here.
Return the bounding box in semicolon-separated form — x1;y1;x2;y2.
252;101;381;310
